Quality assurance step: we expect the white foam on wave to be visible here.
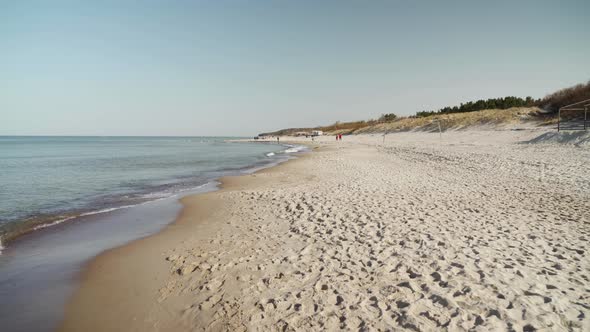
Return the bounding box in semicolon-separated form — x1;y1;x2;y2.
9;175;241;251
32;204;138;232
266;152;275;157
79;206;133;217
33;216;76;231
173;182;213;195
283;145;307;153
139;191;172;200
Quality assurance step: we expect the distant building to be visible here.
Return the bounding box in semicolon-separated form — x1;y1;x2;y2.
311;130;323;136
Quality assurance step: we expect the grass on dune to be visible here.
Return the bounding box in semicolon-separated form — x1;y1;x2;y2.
354;107;550;134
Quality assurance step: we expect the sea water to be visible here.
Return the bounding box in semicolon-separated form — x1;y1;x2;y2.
0;136;304;332
0;136;300;245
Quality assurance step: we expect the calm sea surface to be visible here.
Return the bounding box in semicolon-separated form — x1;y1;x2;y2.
0;136;293;246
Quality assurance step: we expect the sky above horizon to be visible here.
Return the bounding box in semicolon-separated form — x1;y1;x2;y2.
1;1;589;136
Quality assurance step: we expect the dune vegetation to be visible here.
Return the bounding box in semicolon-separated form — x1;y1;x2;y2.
260;81;589;136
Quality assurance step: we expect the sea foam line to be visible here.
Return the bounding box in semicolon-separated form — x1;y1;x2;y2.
32;205;138;232
283;145;307;153
32;216;76;231
29;182;213;234
3;173;251;253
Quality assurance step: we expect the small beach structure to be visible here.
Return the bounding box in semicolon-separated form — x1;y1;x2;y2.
558;99;590;131
311;130;324;136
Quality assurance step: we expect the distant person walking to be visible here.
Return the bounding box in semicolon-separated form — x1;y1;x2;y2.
277;137;280;144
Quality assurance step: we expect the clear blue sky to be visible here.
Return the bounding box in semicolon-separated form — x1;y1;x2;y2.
1;0;588;136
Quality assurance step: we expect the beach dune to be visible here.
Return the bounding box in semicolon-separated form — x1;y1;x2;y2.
61;130;590;331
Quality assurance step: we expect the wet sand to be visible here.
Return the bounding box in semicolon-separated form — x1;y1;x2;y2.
61;129;590;331
0;186;199;332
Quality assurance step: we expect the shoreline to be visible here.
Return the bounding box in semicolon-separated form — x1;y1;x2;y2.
59;146;316;331
0;138;298;250
0;140;305;332
60;130;589;331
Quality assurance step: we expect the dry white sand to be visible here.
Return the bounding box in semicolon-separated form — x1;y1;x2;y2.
62;128;590;331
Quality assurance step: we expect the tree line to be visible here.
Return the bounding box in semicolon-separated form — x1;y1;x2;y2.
260;80;590;136
415;96;538;118
536;80;590;112
414;80;590;118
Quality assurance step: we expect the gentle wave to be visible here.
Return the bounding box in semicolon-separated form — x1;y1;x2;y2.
283;145;307;154
79;205;135;217
0;140;298;253
139;191;174;200
26;183;210;236
0;176;241;251
31;204;141;233
32;216;76;231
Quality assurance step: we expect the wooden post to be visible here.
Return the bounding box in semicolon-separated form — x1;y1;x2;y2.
585;106;588;130
558;108;561;132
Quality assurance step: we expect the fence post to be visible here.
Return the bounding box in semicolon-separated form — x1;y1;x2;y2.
585;106;588;130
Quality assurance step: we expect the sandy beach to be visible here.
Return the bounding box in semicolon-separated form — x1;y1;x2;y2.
6;2;589;331
61;128;590;331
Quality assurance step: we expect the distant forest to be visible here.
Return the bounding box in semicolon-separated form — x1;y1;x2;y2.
416;80;590;118
416;96;537;118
